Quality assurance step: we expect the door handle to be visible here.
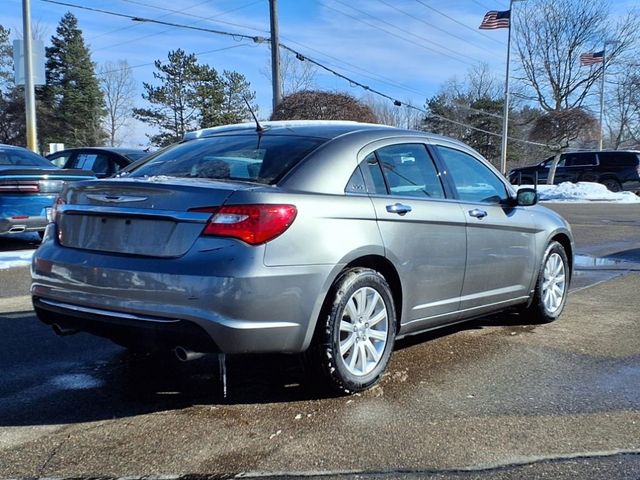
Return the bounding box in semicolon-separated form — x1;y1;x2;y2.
469;208;487;219
386;203;412;215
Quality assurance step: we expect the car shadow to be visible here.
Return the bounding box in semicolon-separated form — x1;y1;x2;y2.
0;309;536;427
0;232;41;251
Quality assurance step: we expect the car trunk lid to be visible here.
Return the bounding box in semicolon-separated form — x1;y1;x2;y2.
56;177;256;257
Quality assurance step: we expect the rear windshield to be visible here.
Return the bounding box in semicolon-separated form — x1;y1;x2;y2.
129;134;327;184
0;147;54;167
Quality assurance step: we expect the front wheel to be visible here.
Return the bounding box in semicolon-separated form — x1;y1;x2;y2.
520;241;569;323
311;268;396;394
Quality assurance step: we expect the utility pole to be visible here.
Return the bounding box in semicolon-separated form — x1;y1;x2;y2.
22;0;38;152
269;0;282;113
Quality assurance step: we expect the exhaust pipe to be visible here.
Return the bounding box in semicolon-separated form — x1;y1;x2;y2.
52;324;79;336
174;346;207;362
8;226;26;233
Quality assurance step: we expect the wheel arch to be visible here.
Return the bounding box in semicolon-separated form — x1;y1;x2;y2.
550;232;573;275
304;254;403;351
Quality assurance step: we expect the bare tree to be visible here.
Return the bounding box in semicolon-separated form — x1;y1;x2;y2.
362;94;422;129
515;0;637;112
99;60;136;146
263;49;318;98
605;71;640;149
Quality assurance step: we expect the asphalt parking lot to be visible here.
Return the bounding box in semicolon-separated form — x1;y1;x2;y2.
0;203;639;479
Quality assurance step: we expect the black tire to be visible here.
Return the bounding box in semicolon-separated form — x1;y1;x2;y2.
310;268;396;394
520;241;569;324
600;178;621;192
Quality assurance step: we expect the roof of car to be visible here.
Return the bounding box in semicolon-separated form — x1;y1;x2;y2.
184;120;396;140
47;147;147;155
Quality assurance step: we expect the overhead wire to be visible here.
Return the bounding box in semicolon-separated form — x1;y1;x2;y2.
374;0;500;55
40;0;544;146
315;0;478;67
413;0;506;46
88;0;213;41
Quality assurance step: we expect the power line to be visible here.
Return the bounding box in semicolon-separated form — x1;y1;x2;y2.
41;0;268;43
41;0;543;146
98;44;250;76
413;0;505;46
325;0;482;65
118;0;266;34
315;0;477;67
88;0;213;41
374;0;498;55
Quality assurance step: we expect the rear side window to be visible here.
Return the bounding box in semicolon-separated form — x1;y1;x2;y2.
597;152;638;167
374;144;444;198
130;135;327;185
74;153;113;175
563;152;597;167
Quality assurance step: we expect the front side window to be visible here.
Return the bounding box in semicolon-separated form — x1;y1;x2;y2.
372;144;444;198
436;146;508;203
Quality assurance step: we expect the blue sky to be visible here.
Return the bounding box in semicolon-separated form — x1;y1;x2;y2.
1;0;637;147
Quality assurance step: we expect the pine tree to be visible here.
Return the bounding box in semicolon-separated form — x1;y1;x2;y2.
40;12;105;148
135;49;256;147
0;25;26;145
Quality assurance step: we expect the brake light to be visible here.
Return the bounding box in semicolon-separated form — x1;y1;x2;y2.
192;204;297;245
51;196;65;223
0;181;40;193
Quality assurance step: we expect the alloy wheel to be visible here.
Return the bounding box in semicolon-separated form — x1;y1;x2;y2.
542;252;566;314
339;286;389;376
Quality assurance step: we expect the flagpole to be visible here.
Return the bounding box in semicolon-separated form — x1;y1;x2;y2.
598;46;606;150
499;0;514;175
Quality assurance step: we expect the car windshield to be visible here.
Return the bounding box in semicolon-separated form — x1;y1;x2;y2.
129;134;328;184
0;147;54;167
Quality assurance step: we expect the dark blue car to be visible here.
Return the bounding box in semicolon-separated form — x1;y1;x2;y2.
0;144;94;236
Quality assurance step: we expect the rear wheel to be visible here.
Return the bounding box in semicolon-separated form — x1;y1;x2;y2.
311;268;396;394
520;241;569;323
600;178;622;192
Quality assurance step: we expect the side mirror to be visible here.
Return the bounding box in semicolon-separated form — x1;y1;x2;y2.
516;187;538;206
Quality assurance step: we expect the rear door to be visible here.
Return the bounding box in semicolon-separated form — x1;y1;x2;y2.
433;144;537;317
359;141;467;330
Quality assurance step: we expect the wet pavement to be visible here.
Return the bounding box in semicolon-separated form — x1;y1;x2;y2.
0;203;639;478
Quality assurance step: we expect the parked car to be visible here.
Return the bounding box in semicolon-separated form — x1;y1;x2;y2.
508;150;640;192
32;121;573;393
46;147;149;178
0;144;95;236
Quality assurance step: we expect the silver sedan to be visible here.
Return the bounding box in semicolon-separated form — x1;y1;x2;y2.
32;121;573;393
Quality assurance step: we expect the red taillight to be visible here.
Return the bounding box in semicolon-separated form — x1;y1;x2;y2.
192;204;297;245
0;182;40;193
51;196;65;223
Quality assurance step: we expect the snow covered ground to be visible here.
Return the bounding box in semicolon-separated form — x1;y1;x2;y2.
518;182;640;203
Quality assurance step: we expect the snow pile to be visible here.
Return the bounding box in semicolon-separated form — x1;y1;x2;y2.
0;250;34;270
518;182;640;203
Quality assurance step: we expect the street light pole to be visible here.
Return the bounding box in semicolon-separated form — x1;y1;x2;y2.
22;0;38;152
269;0;282;113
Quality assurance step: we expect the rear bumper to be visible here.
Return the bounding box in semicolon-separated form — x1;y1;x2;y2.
0;194;55;234
31;233;336;354
0;215;47;234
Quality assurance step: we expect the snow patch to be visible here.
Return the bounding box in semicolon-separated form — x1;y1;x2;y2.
518;182;640;203
0;250;34;270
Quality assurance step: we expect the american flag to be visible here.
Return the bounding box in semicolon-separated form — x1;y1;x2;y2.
479;10;510;30
580;51;604;66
